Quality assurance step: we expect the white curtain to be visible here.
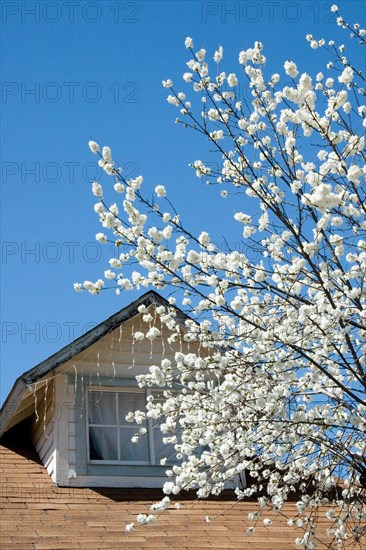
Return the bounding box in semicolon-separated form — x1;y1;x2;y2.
88;390;149;462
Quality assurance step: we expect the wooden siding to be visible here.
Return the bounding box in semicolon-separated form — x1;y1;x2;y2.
29;381;56;483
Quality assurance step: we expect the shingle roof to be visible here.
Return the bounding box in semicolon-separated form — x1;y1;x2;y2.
1;425;358;550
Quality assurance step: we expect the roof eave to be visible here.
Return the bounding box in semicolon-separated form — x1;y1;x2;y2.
0;378;27;438
20;290;183;385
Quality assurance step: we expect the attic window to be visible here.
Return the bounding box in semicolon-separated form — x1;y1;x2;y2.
87;388;176;466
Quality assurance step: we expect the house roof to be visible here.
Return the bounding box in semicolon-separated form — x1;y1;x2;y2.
0;291;186;437
0;424;344;550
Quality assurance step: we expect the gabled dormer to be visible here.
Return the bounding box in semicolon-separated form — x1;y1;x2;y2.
0;291;196;488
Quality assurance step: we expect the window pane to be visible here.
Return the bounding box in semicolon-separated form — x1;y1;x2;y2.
152;426;179;465
89;426;118;460
88;391;116;425
150;391;179;465
120;427;149;462
118;392;146;426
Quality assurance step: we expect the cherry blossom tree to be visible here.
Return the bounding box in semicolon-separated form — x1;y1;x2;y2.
77;5;365;547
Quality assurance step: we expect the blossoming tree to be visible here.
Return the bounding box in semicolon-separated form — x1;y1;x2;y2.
77;5;365;547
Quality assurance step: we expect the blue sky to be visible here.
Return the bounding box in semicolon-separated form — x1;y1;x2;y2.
1;0;365;404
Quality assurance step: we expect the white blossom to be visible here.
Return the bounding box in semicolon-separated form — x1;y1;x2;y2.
185;37;193;49
347;164;363;183
146;327;161;341
338;66;354;84
92;181;103;197
227;73;238;87
196;49;206;62
167;95;180;106
88;140;99;153
96;232;107;243
114;182;125;193
155;185;166;197
102;146;112;162
162;79;173;88
284;60;298;78
183;72;193;82
214;46;223;63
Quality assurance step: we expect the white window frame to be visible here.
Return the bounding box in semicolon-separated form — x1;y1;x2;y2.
86;386;171;466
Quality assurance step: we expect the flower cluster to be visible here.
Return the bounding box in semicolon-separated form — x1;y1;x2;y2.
79;6;365;547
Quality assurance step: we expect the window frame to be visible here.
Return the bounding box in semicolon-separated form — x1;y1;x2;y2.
86;386;170;467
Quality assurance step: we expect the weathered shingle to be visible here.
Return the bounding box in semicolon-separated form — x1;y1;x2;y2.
0;428;362;549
